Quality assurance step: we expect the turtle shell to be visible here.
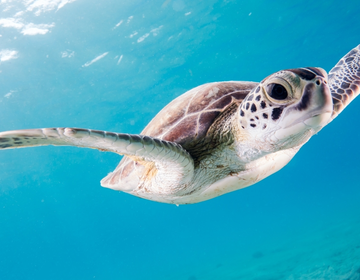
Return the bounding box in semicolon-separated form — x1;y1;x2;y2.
143;81;258;146
102;81;258;188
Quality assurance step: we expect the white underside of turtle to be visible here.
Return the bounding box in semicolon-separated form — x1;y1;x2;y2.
0;45;359;204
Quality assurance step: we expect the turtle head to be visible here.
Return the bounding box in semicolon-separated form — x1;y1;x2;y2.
238;67;333;151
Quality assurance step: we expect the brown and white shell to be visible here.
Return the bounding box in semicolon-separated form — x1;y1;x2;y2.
102;81;258;188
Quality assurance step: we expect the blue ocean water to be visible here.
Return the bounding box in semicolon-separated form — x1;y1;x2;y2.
0;0;360;279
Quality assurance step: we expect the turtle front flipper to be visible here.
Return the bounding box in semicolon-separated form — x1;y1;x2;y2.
328;44;360;122
0;128;194;195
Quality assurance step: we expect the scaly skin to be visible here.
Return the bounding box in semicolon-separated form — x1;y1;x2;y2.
0;45;359;204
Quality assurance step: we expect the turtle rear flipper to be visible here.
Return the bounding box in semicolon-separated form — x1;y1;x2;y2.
328;44;360;122
0;128;194;193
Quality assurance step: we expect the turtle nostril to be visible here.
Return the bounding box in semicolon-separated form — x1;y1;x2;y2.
315;79;321;86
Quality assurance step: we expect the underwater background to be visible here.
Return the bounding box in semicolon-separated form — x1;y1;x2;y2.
0;0;360;279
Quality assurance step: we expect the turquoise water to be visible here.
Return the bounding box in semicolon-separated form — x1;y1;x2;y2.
1;0;360;279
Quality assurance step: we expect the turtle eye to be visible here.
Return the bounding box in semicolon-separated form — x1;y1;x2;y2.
266;83;288;100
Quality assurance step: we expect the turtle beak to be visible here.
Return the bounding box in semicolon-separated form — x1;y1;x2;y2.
302;74;333;131
282;71;333;133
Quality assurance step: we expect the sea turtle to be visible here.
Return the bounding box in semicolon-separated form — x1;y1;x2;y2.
0;45;359;204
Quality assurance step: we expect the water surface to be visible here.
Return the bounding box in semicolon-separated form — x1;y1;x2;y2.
0;1;360;279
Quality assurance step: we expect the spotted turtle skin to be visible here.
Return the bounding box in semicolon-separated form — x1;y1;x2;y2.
1;45;359;205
